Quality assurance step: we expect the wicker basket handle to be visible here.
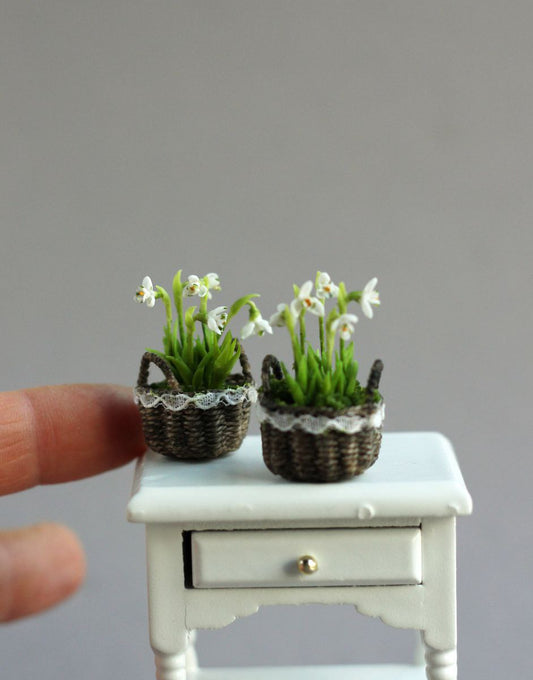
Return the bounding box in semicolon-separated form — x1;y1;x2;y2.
365;359;384;403
261;354;283;393
237;343;254;384
137;352;182;392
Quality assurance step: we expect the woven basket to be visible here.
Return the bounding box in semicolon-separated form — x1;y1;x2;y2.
259;355;384;483
135;348;255;460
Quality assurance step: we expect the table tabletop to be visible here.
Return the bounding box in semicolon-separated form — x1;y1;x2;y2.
128;432;472;523
128;432;472;524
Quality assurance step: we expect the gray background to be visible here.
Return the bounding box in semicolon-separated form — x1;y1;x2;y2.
1;1;530;678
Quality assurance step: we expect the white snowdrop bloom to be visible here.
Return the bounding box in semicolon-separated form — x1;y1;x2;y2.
204;272;221;290
184;274;208;298
316;272;339;299
331;313;359;341
203;272;221;299
241;314;273;339
269;303;292;327
134;276;157;308
207;306;228;335
360;277;380;319
290;281;325;317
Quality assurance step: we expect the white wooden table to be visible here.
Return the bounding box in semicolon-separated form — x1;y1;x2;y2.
128;432;472;680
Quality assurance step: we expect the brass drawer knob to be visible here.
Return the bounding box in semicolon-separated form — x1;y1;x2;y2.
297;555;318;575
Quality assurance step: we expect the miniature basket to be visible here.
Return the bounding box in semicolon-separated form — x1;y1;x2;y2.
134;348;256;460
258;355;384;483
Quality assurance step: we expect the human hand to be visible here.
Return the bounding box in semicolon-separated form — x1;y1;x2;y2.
0;384;146;622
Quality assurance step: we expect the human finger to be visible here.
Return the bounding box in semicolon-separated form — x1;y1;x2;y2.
0;384;146;496
0;522;86;622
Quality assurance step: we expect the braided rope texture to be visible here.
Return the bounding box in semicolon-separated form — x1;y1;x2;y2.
135;348;254;460
261;404;383;483
137;379;253;460
259;354;384;483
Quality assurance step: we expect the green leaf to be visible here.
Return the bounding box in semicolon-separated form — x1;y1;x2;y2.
218;348;241;383
183;333;194;367
171;320;180;355
331;363;341;393
162;324;173;355
342;342;354;369
305;371;318;406
192;351;215;390
345;361;357;396
337;369;346;396
213;339;241;386
322;372;332;396
281;364;305;406
218;330;233;352
166;354;193;387
172;270;183;304
194;338;207;362
213;333;236;380
306;349;322;384
214;335;235;370
203;326;218;352
296;354;308;393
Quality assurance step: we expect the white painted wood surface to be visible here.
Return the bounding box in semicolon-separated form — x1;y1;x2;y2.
128;432;472;524
185;665;425;679
128;432;472;680
191;527;421;588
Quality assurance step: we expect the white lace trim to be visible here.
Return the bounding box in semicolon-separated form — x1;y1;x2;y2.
257;402;385;435
134;385;258;411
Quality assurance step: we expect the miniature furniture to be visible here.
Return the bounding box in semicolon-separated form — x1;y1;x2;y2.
127;432;472;680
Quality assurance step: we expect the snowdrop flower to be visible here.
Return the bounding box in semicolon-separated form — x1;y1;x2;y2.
184;274;208;298
202;272;221;299
204;272;221;291
269;303;292;327
316;272;339;300
134;276;157;308
331;313;359;341
241;314;273;340
206;306;228;335
290;281;325;318
360;277;380;319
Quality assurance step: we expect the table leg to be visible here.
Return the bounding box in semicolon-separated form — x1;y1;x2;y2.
421;518;458;680
147;525;192;680
185;631;199;670
154;651;187;680
153;631;197;679
424;646;457;680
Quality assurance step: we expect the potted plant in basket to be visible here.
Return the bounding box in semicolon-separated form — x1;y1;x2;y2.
134;270;271;459
259;273;384;482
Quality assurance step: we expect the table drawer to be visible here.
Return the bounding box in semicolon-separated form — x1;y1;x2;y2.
190;528;421;588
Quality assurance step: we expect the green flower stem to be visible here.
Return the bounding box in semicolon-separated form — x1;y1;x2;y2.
172;270;185;345
337;282;348;315
326;322;336;371
175;295;185;346
299;311;306;353
318;316;325;356
346;291;362;303
199;292;208;316
285;311;301;364
156;286;173;331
